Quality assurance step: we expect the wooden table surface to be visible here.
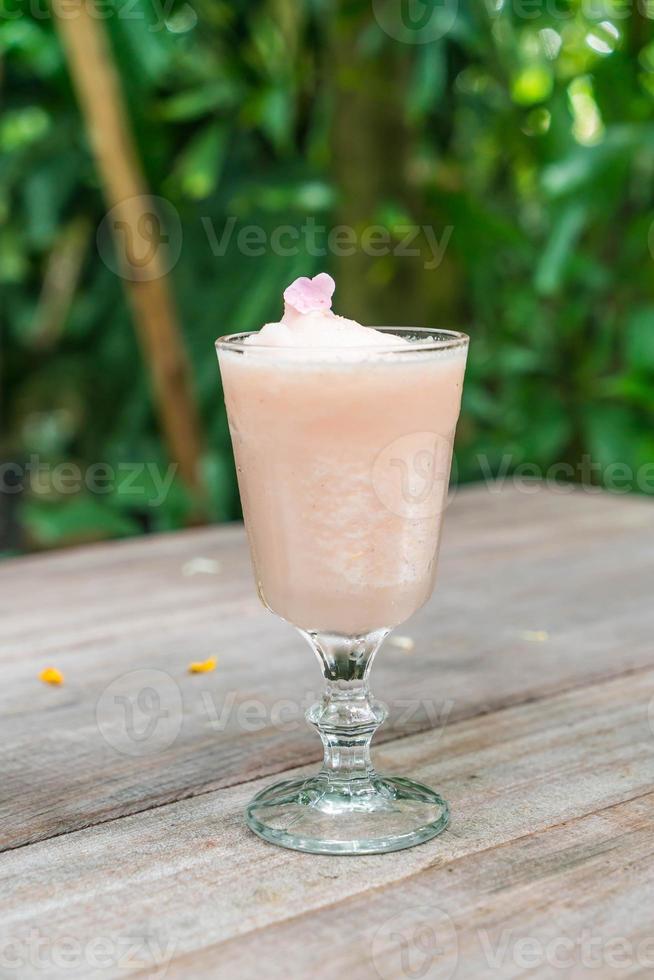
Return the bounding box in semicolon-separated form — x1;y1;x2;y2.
1;484;654;979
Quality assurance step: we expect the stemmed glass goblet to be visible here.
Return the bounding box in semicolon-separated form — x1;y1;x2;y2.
216;327;468;854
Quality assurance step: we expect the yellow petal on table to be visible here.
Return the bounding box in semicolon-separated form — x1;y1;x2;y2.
39;667;64;686
188;657;217;674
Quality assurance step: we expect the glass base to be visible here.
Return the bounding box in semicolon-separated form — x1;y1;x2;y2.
245;773;449;855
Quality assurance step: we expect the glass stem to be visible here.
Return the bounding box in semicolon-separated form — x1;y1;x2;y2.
302;629;389;788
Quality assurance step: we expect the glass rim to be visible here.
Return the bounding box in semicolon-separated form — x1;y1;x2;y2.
215;326;469;356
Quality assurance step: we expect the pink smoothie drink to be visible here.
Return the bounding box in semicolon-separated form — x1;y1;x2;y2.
217;275;467;636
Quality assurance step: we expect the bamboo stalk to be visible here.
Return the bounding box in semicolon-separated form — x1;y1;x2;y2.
52;0;205;505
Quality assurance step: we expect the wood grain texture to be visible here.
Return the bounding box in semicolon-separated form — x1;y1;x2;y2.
1;668;653;979
1;485;653;851
181;795;654;980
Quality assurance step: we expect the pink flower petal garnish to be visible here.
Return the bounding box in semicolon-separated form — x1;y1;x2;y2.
283;273;335;315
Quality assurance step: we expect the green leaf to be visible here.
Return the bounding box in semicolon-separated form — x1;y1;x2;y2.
511;65;553;107
156;81;242;122
624;307;654;372
256;87;293;150
582;404;640;471
541;126;654;199
108;0;171;87
408;43;446;119
201;450;236;521
0;228;28;283
21;496;140;548
174;123;228;199
518;396;572;462
534;203;587;296
0;106;50;152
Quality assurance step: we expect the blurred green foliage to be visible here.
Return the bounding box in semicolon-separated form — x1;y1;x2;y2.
2;0;654;551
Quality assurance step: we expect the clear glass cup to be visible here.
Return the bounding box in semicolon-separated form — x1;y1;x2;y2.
216;327;469;854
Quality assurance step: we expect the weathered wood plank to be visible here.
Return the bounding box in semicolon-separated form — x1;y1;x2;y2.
178;795;654;980
0;668;653;979
0;486;652;851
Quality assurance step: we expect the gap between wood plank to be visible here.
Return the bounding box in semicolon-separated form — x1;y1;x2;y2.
3;659;652;859
134;786;654;979
3;663;651;980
